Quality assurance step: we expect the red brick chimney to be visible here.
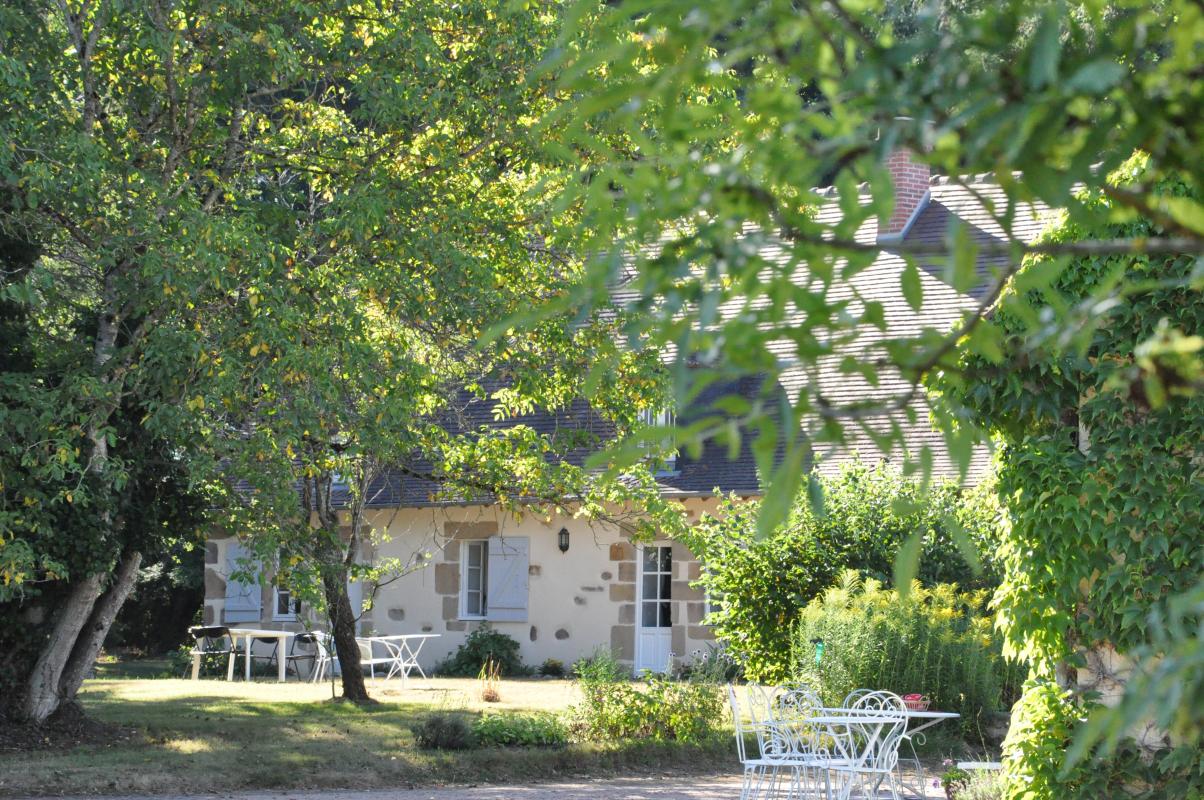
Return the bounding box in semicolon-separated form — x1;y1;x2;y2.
881;147;930;240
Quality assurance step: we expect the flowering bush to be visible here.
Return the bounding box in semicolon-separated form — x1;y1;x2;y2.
790;572;1023;735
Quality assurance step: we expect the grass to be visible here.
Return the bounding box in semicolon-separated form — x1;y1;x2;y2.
0;676;734;797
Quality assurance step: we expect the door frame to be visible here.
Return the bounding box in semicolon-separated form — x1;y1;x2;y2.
634;541;673;674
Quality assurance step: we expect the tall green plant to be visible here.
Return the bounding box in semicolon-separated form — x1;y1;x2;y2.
684;462;1002;681
790;572;1020;737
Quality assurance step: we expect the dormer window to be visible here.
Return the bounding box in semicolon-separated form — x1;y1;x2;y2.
639;407;677;473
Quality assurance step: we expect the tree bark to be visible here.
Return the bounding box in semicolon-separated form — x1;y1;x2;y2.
20;573;105;723
322;566;369;703
59;550;143;703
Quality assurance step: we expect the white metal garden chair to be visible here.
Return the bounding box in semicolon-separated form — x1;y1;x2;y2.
728;684;839;799
825;690;909;800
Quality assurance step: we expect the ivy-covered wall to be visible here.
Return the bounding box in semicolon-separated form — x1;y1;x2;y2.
936;158;1203;798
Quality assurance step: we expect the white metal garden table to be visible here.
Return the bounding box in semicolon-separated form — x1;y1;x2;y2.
760;702;960;799
358;633;439;684
783;712;909;800
897;710;960;799
225;628;293;683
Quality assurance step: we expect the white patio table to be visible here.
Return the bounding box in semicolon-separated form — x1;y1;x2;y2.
225;628;293;683
766;705;960;799
790;712;908;800
359;634;439;684
897;710;960;798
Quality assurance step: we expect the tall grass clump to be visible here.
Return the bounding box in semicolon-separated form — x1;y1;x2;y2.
791;571;1024;736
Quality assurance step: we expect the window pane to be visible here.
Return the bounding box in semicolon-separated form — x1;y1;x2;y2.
480;547;488;613
468;543;482;567
642;574;659;600
660;573;671;599
643;548;659;570
276;591;290;615
659;602;671;627
642;601;659;627
466;589;480;616
467;566;481;592
658;546;672;573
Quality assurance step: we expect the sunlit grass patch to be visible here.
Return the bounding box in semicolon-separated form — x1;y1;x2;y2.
0;676;731;797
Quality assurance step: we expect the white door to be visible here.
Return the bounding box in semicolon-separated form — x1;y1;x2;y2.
635;544;673;674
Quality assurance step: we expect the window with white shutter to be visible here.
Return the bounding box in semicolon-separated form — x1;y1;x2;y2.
224;542;261;622
485;537;529;622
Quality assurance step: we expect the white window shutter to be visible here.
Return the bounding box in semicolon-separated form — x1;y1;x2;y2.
224;542;261;622
486;537;529;622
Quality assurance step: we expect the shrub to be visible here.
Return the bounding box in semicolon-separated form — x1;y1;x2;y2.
472;712;568;747
538;658;566;677
573;650;724;743
683;462;1003;681
790;572;1021;736
437;623;525;677
412;712;473;750
572;647;628;682
953;769;1005;800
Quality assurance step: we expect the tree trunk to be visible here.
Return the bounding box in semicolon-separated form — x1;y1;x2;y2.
21;573;105;723
59;550;143;703
322;566;369;703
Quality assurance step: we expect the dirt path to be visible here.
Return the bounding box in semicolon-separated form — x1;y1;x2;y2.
14;773;945;800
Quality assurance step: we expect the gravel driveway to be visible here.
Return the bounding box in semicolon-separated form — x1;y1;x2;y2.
17;772;944;800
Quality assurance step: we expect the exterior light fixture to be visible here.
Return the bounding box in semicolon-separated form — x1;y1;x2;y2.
558;527;570;553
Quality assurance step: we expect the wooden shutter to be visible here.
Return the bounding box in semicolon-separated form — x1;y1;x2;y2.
486;536;529;622
224;542;261;622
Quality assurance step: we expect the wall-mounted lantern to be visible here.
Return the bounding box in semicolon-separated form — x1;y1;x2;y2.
558;527;570;553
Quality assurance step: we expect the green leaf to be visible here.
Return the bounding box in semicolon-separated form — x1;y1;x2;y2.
1064;59;1126;94
1161;197;1204;235
1028;8;1061;90
756;441;808;541
946;516;983;575
807;474;826;519
893;532;923;599
900;260;923;312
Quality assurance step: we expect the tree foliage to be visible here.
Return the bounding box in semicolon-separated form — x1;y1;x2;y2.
0;0;677;717
935;160;1203;797
538;2;1202;794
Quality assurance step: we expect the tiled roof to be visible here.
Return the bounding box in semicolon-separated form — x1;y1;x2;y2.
357;175;1052;508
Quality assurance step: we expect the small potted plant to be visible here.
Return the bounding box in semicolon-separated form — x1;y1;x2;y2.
939;760;970;800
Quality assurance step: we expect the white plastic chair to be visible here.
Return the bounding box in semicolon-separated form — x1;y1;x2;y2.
356;637;398;682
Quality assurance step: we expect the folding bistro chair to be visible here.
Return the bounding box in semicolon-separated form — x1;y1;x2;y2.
187;626;233;679
285;631;333;682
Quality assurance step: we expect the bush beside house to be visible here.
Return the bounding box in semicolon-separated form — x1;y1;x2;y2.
685;462;1003;681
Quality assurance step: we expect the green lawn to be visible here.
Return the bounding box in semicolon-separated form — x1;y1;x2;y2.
0;677;734;797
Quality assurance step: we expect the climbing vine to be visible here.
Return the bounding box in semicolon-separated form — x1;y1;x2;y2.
934;155;1203;798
